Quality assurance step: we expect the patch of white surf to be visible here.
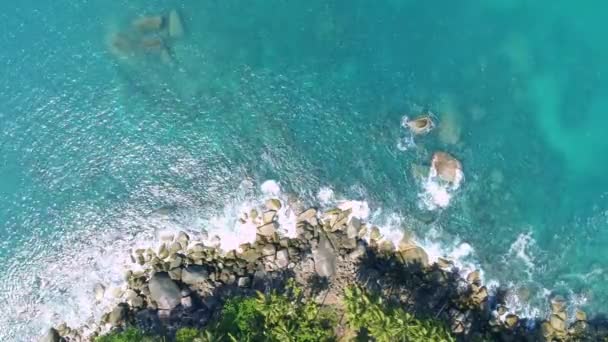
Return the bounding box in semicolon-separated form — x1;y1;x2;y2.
261;179;281;196
316;186;335;204
506;232;537;278
418;162;464;210
397;116;417;151
191;179;298;252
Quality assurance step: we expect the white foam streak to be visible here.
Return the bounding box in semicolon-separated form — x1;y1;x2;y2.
507;232;536;278
417;166;463;210
261;180;281;196
316;187;335;204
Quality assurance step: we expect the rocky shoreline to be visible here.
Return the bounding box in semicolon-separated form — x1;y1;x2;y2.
44;198;605;341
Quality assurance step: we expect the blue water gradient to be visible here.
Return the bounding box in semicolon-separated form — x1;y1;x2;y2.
1;0;608;339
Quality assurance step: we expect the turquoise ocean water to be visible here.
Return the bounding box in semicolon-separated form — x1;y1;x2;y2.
1;0;608;339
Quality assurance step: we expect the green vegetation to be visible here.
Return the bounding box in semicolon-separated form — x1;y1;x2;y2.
96;282;454;342
95;327;159;342
344;286;455;342
206;279;336;342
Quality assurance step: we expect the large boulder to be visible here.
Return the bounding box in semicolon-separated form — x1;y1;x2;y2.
108;303;129;325
258;222;278;237
297;208;318;226
397;245;429;267
431;152;463;185
149;272;181;310
313;235;336;278
181;266;209;285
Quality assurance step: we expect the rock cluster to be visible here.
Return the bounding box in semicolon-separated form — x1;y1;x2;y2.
107;9;185;64
50;198;604;342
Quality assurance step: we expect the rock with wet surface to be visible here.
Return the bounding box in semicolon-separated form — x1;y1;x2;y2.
148;272;181;310
265;198;282;211
431;152;463;185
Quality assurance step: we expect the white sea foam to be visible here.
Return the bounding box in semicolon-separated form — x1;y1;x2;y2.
397;115;416;151
317;187;335;204
419;178;453;209
506;232;537;278
261;180;281;196
337;200;370;220
417;161;463;210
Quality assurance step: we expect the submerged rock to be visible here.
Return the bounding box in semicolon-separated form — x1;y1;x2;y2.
437;100;462;145
168;10;184;38
132;15;164;32
149;273;181;310
107;32;135;58
140;36;165;53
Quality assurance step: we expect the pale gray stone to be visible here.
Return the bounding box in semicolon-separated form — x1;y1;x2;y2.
149;273;181;310
276;249;289;268
181;266;209;285
313;235;336;277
